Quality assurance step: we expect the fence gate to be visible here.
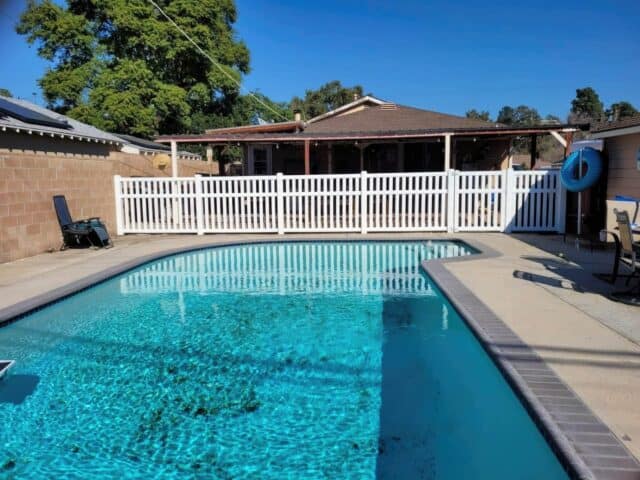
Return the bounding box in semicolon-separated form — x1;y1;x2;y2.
114;169;565;236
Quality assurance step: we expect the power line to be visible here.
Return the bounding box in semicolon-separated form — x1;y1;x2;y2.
146;0;289;122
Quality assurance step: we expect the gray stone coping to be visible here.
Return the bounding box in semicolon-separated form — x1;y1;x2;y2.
422;239;640;480
1;236;639;479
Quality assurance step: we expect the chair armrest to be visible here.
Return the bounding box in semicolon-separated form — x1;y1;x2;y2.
63;223;92;234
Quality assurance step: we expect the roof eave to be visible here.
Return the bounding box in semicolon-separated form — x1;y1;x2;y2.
155;124;586;144
591;124;640;138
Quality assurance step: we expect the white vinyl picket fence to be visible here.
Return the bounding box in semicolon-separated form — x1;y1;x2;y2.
114;169;565;235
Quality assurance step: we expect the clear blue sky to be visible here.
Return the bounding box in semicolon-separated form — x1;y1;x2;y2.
1;0;639;120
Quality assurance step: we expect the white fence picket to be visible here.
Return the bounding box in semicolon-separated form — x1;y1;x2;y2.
114;169;565;235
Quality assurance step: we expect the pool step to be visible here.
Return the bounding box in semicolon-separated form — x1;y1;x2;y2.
0;360;15;380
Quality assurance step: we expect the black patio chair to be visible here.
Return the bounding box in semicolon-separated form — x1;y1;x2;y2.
52;195;112;249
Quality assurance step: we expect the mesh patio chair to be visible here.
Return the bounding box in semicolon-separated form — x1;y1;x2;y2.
52;195;112;249
613;209;640;286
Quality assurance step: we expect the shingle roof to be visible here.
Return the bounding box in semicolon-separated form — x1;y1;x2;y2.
591;114;640;133
115;133;171;151
303;103;501;135
0;96;122;144
204;121;302;134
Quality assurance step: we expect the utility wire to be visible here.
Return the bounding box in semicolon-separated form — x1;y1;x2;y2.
147;0;289;122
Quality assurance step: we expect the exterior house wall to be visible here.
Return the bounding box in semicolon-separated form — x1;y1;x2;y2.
603;132;640;238
0;131;115;157
605;132;640;199
0;149;207;263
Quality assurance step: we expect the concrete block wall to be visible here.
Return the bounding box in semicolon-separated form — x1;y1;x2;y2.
0;151;210;263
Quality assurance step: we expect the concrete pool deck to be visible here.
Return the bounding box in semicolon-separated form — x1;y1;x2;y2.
0;232;639;477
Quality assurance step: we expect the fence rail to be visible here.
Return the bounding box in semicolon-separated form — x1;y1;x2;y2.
114;169;565;235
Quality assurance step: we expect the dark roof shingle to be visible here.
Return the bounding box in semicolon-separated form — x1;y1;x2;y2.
591;114;640;133
303;104;501;135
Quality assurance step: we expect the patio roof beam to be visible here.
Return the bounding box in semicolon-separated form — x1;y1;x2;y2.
154;125;586;145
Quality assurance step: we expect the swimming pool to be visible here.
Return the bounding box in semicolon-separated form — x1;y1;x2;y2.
0;241;568;479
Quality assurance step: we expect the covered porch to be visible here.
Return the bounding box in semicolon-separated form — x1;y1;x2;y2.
156;128;576;177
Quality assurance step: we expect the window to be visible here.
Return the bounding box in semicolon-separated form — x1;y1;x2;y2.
249;145;272;175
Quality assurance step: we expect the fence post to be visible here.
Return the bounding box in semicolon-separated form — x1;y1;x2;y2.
276;172;285;234
504;169;516;233
361;170;368;234
447;169;456;233
195;175;204;235
113;175;124;236
555;172;567;234
500;169;509;232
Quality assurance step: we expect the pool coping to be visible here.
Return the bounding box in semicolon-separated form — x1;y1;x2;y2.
1;236;639;479
422;241;640;480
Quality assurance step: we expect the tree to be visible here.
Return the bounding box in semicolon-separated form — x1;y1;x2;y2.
290;81;365;120
496;105;541;126
466;109;491;122
607;101;638;120
17;0;250;137
0;88;12;97
570;87;604;122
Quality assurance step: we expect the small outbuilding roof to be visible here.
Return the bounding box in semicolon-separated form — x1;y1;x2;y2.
591;114;640;137
116;133;201;160
0;96;123;145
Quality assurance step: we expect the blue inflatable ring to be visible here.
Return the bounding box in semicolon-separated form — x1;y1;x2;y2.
560;147;603;192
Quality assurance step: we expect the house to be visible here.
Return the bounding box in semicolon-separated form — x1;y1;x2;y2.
0;95;124;156
156;95;586;176
591;115;640;236
0;96;207;263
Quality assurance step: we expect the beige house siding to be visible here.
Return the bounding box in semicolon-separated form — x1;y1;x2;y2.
602;132;640;240
605;132;640;199
0;150;208;263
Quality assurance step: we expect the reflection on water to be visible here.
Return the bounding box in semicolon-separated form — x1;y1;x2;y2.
120;241;474;296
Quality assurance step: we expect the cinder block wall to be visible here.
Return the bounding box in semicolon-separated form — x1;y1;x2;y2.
0;151;209;263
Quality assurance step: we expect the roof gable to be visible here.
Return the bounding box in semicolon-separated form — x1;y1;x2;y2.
303;103;500;135
305;95;387;124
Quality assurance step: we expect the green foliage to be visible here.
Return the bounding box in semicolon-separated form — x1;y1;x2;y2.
570;87;604;122
465;109;491;122
290;81;365;120
607;101;638;120
17;0;250;137
0;88;13;97
496;105;541;126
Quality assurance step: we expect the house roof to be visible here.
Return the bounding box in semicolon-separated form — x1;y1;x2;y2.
305;95;386;124
303;103;500;135
116;133;171;151
591;115;640;137
204;121;302;135
0;95;123;145
155;96;587;144
116;133;201;159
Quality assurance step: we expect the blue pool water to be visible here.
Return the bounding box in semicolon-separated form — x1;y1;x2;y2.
0;241;568;479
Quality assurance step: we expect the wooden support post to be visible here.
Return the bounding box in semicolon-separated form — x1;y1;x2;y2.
359;147;364;172
327;143;333;174
530;134;538;169
304;140;310;175
564;131;574;159
171;140;178;177
397;142;405;172
444;134;451;170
